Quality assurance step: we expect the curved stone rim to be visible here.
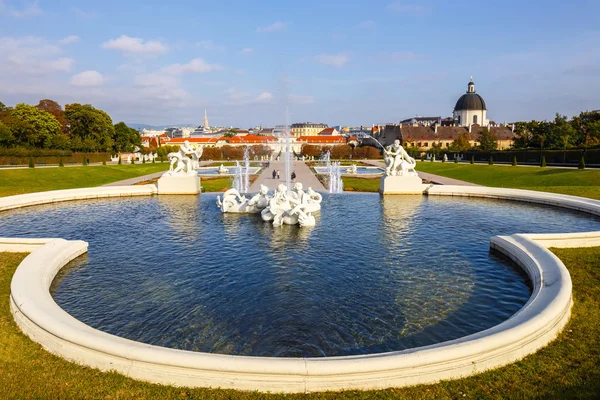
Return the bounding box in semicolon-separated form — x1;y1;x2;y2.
4;185;600;393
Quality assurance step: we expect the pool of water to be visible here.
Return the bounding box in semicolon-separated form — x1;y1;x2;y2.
196;167;261;176
314;166;383;175
2;194;598;357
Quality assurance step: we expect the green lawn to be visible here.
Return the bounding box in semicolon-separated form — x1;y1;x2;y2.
0;164;169;197
343;176;380;192
416;163;600;199
201;177;233;192
1;247;599;399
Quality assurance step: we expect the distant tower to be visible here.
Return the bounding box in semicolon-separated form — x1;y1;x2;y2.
203;109;209;130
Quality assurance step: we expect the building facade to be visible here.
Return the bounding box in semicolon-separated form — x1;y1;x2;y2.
291;122;328;137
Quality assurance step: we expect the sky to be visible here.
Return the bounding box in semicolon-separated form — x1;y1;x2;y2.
0;0;599;128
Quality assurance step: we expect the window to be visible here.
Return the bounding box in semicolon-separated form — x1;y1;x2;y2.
424;142;429;147
473;115;478;124
446;143;450;147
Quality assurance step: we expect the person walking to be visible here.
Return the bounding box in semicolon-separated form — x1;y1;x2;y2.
291;171;296;182
272;169;277;179
276;170;280;179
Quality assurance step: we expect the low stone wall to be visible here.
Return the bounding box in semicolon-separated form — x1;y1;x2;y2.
3;185;600;393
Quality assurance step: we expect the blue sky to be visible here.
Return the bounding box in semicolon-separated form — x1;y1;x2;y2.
1;0;599;127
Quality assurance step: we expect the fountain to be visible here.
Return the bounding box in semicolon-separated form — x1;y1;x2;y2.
321;150;343;193
231;147;251;193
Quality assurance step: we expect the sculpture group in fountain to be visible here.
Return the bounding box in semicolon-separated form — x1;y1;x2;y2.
383;139;418;176
216;184;271;214
164;140;202;176
346;164;358;174
216;183;322;227
218;164;229;174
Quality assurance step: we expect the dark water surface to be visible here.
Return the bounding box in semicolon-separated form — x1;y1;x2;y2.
2;193;598;357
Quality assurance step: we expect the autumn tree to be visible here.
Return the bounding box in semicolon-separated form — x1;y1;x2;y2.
36;99;68;130
300;144;322;158
65;103;115;152
249;144;272;158
329;144;353;159
450;132;472;152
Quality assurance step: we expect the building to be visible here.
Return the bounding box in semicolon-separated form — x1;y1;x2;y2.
317;127;340;136
400;124;515;151
453;77;488;127
291;122;328;137
400;116;442;127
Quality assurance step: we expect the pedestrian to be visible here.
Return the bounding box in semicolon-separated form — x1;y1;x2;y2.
276;170;280;179
291;171;296;181
272;169;277;179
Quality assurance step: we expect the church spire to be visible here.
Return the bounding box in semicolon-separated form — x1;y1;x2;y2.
203;108;209;129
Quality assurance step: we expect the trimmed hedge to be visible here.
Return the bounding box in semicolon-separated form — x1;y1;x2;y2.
0;151;110;165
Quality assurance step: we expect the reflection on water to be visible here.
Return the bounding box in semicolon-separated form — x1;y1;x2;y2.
2;193;600;357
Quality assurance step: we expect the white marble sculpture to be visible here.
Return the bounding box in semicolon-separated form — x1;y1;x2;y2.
191;147;203;170
218;164;229;174
346;164;358;174
216;184;271;213
383;139;418;176
288;182;322;213
261;184;316;227
165;140;195;176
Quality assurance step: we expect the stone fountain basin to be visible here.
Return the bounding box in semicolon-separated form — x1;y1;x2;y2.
3;185;600;393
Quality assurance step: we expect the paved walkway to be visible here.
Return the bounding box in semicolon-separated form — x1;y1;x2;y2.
249;160;326;192
362;159;480;186
102;161;213;187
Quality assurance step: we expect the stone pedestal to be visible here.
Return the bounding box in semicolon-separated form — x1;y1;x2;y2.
157;172;201;195
379;175;428;195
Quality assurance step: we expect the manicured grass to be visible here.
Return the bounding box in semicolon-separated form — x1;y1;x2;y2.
342;176;380;192
416;163;600;199
0;164;169;197
1;247;599;399
201;177;233;192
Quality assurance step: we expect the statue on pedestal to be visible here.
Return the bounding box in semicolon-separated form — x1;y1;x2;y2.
383;139;417;176
165;140;196;176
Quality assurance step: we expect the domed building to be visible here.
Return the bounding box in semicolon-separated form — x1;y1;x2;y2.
453;77;488;127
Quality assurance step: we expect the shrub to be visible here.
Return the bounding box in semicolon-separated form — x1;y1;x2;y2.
28;157;34;168
420;154;425;162
131;158;135;164
489;156;494;165
102;160;106;165
59;158;64;167
430;154;434;162
454;156;458;164
142;157;146;164
512;155;517;166
442;155;446;163
540;155;546;168
82;158;86;166
579;155;586;170
471;155;474;164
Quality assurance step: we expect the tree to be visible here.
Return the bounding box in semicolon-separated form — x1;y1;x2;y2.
579;155;586;169
301;144;323;158
28;157;34;168
113;122;141;153
478;128;498;152
36;99;68;130
64;103;115;152
0;121;16;148
450;132;472;152
512;155;517;166
10;103;61;148
540;155;546;167
0;101;11;112
329;144;352;159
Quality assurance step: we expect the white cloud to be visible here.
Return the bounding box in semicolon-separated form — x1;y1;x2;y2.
70;70;104;87
386;2;431;15
2;1;42;18
0;36;73;73
240;47;254;55
196;40;225;51
162;58;222;75
314;53;350;68
102;35;168;55
255;91;273;103
46;57;74;72
257;21;287;32
59;35;80;45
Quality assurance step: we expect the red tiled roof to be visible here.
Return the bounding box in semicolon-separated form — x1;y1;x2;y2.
297;136;346;144
170;137;218;144
318;127;336;135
